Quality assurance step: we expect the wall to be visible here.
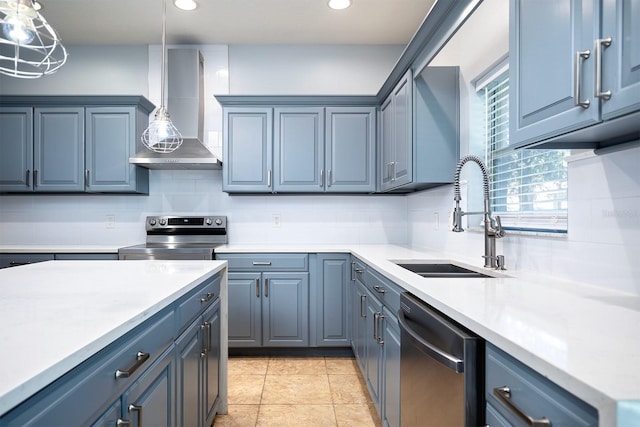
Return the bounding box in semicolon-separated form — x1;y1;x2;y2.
0;44;408;248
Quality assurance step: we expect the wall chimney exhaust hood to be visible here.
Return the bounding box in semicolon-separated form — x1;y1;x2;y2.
130;49;222;170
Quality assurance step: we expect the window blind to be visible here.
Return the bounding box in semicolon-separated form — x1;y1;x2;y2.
483;73;569;232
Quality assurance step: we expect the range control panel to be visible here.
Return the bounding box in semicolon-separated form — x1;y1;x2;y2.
145;215;227;230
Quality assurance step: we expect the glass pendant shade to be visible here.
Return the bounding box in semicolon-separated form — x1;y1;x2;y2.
142;107;183;153
0;0;67;78
142;0;183;153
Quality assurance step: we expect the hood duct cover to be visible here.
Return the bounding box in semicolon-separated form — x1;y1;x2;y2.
130;49;222;170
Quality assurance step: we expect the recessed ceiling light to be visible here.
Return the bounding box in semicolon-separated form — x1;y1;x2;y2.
328;0;351;10
33;1;43;11
174;0;198;11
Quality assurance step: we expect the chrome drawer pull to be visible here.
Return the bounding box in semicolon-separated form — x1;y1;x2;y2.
595;37;612;100
252;261;272;266
128;404;142;427
115;351;150;379
373;285;386;294
573;50;591;108
200;292;214;303
493;386;551;426
360;295;366;318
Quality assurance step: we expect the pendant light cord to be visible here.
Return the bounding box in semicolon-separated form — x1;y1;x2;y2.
160;0;167;109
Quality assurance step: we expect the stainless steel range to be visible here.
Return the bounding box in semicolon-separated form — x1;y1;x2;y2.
118;215;227;260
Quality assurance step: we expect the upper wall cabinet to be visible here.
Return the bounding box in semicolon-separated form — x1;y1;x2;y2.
0;96;153;194
218;96;377;194
510;0;640;149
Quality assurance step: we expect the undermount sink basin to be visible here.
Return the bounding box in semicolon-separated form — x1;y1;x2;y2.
394;262;491;278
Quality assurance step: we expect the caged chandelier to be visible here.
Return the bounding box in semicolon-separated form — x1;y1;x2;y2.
141;0;183;154
0;0;67;78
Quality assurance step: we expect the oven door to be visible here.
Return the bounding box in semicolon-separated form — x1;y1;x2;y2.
118;245;214;260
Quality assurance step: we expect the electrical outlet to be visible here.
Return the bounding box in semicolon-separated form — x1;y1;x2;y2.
433;212;439;230
272;214;281;228
106;214;115;229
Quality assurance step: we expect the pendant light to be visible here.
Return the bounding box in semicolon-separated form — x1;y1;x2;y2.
141;0;183;153
0;0;67;78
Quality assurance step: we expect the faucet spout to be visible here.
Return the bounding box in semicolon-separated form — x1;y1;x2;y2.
452;155;505;269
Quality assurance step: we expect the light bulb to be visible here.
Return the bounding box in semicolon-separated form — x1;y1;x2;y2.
328;0;351;10
2;14;35;43
141;107;183;153
174;0;197;11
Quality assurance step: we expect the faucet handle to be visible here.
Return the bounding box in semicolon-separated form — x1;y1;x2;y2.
493;215;506;238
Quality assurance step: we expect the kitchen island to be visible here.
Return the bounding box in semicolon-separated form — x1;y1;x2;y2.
0;260;228;426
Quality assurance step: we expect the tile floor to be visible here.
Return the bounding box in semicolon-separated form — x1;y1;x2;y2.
213;356;382;427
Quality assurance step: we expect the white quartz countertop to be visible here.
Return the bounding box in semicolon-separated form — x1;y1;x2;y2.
0;260;227;416
217;244;640;427
0;245;119;253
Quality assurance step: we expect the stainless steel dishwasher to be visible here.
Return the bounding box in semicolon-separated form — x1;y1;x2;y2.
398;292;484;427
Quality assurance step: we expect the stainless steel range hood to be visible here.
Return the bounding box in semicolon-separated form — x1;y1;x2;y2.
130;49;222;170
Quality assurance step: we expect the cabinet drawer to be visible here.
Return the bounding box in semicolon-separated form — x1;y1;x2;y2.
176;274;221;334
486;344;597;427
1;310;175;426
216;253;308;271
363;267;402;315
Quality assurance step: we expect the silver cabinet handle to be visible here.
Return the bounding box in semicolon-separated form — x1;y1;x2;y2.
360;294;366;318
33;169;38;188
128;404;142;427
200;323;207;358
373;285;386;294
493;386;551;427
85;169;90;187
267;169;272;187
115;351;149;379
350;261;355;281
377;313;385;345
373;312;379;340
574;50;591;108
25;169;30;187
264;278;269;297
252;261;272;266
320;169;324;187
200;292;214;304
256;278;260;297
204;321;212;351
595;37;612;100
327;169;332;187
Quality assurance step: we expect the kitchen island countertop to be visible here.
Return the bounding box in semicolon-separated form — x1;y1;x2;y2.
0;260;228;417
217;244;640;427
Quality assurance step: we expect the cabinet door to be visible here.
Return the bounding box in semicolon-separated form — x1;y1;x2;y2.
262;272;309;347
227;272;262;347
223;107;273;192
364;290;383;408
382;311;401;427
353;280;368;374
274;107;324;192
121;346;174;427
0;107;32;192
86;107;146;193
33;107;85;192
325;107;376;192
379;97;394;191
203;299;221;426
509;0;600;148
601;0;640;120
315;254;350;346
391;70;413;188
175;317;204;427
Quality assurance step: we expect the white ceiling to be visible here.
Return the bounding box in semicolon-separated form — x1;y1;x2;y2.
40;0;436;46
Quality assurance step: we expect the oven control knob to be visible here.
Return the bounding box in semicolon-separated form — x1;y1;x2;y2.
149;218;157;226
159;218;167;226
206;218;213;225
214;218;223;226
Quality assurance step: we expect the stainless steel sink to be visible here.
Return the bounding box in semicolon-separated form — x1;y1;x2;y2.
394;263;491;278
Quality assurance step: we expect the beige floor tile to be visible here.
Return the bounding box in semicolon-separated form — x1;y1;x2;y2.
228;356;270;376
334;404;380;427
325;357;359;375
228;374;265;405
257;404;337;427
267;357;327;375
328;375;371;404
213;404;260;426
262;374;332;404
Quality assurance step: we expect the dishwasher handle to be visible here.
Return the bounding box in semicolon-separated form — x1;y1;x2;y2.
397;309;464;373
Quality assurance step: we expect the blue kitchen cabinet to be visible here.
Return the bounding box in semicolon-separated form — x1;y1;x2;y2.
34;107;85;192
217;253;309;347
223;107;273;192
274;107;324;192
510;0;640;149
85;107;149;194
486;343;598;426
0;107;32;192
0;96;153;194
364;285;384;409
350;258;368;373
380;70;413;191
203;300;221;426
325;107;376;192
315;254;350;346
382;308;401;427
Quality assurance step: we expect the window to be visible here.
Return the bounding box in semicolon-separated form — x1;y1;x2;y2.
480;70;569;233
